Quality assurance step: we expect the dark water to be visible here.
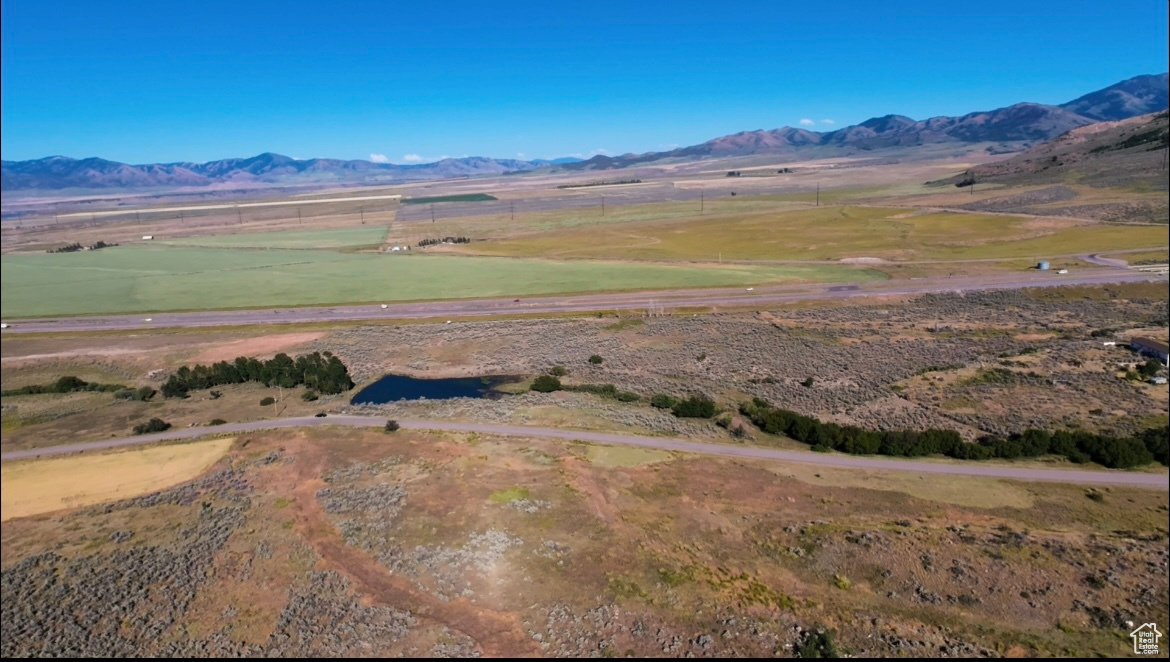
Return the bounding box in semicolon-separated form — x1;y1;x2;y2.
349;374;520;404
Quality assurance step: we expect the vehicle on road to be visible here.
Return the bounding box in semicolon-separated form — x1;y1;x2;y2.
745;287;754;292
0;323;8;329
314;412;327;418
381;304;388;309
143;318;152;322
513;298;521;302
1057;269;1069;274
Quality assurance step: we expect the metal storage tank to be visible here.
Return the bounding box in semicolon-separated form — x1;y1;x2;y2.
1037;261;1050;270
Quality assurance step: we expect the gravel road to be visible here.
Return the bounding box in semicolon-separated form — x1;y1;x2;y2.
3;415;1165;489
3;270;1164;333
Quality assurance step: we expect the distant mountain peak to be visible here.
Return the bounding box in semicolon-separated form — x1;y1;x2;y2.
5;73;1166;189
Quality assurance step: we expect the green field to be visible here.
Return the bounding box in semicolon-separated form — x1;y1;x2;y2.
401;193;498;204
454;206;1169;261
158;226;388;249
0;245;881;317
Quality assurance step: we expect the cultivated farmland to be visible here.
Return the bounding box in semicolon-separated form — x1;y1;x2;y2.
452;206;1170;261
0;245;880;317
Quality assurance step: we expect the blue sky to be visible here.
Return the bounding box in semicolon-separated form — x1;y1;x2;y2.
2;0;1167;164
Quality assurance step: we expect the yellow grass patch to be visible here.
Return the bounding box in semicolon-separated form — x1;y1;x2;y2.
0;438;233;521
763;462;1035;509
584;444;673;468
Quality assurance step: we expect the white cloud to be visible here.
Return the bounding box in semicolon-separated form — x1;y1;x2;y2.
799;118;815;126
401;154;424;163
369;153;390;163
568;148;612;159
516;152;527;159
820;119;836;125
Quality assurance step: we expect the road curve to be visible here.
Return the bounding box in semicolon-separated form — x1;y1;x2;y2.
3;415;1166;489
4;270;1165;333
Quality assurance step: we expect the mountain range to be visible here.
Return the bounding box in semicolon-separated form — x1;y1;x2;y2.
563;73;1168;170
2;73;1165;191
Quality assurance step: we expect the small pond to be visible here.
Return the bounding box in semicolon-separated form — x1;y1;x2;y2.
349;374;522;404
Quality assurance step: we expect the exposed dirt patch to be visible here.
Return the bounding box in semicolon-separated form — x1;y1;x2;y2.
191;332;325;363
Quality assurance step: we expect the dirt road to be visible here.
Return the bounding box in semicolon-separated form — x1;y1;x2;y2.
4;270;1164;333
3;416;1165;489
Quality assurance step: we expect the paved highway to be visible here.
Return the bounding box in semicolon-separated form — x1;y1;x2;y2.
2;416;1166;489
3;270;1164;333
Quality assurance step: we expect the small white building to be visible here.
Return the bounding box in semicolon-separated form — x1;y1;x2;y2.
391;246;401;252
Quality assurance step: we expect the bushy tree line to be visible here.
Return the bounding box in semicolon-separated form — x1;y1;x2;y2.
740;398;1167;469
417;236;470;247
556;179;642;189
48;240;116;254
161;351;354;399
3;375;126;396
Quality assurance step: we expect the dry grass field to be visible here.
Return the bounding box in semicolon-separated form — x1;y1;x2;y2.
449;205;1168;262
0;438;233;520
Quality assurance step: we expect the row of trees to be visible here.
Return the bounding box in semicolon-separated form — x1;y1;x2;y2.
2;375;125;396
47;240;116;254
417;236;470;247
740;398;1168;469
161;351;355;399
556;179;642;189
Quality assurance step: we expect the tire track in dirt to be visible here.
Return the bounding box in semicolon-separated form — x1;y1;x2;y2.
280;443;541;658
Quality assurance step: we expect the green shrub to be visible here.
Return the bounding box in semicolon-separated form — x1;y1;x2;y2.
208;418;227;426
132;418;172;435
671;395;716;418
302;390;319;402
531;375;562;392
802;376;815;388
588;354;604;365
384;420;400;432
259;396;276;406
614;391;640;402
650;394;678;409
795;627;840;658
549;365;568;377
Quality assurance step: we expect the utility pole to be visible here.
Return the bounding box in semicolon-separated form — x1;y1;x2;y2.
510;200;515;221
237;207;242;224
816;183;820;207
180;211;185;222
601;196;605;216
700;191;704;213
136;211;141;224
430;204;435;223
360;207;365;224
298;207;302;223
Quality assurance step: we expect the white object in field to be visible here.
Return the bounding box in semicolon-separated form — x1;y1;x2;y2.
1103;341;1117;346
0;323;8;329
745;287;754;291
1057;269;1069;274
144;318;153;322
142;235;153;240
381;304;388;309
446;320;451;324
391;246;400;251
